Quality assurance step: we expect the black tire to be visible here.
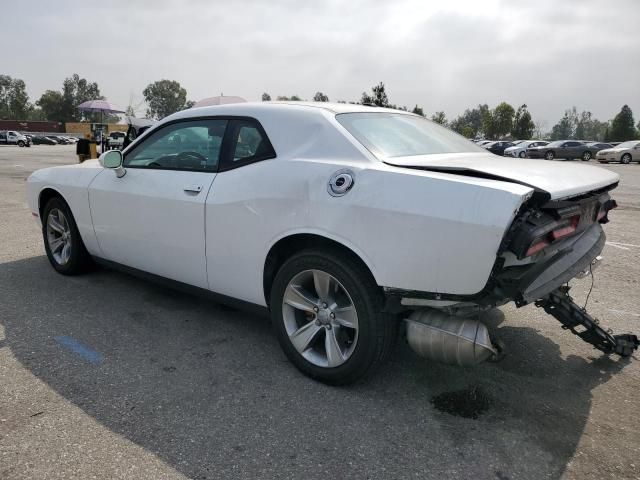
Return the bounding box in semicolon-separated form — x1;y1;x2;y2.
518;151;525;158
17;140;25;147
621;153;631;165
582;151;592;161
545;151;554;160
42;196;92;275
270;248;397;385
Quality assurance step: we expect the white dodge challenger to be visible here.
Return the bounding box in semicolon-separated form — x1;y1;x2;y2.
27;102;638;384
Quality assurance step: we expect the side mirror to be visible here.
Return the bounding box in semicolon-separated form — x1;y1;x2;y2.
99;150;126;178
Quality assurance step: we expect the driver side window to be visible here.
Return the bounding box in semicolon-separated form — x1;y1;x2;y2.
124;119;227;172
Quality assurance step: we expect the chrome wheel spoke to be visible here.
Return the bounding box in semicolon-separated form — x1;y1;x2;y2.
313;270;332;302
333;305;358;329
49;237;64;253
289;320;323;353
61;243;71;263
325;328;344;367
48;216;64;234
283;285;318;312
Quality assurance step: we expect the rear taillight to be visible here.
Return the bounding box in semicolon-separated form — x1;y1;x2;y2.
524;215;580;257
525;239;550;257
550;215;580;241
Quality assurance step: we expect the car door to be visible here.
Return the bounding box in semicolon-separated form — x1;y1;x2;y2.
568;141;583;158
88;118;228;289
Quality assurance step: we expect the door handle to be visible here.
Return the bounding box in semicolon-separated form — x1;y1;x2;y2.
184;185;203;193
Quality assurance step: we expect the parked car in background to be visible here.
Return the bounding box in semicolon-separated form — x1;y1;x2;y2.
596;140;640;164
32;136;58;145
484;140;514;156
504;140;549;158
53;136;71;145
45;136;60;144
581;142;613;161
526;140;591;161
0;130;31;147
107;131;126;149
477;140;493;146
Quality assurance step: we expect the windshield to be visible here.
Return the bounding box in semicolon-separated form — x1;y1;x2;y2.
546;141;564;147
618;141;639;148
336;112;484;158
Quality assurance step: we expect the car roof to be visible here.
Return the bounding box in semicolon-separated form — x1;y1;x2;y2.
167;101;416;121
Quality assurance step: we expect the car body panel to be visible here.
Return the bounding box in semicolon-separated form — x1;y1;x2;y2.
383;152;619;200
88;168;216;289
205;157;532;305
27;161;104;253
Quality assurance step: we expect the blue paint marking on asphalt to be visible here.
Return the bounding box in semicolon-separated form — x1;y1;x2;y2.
54;336;103;364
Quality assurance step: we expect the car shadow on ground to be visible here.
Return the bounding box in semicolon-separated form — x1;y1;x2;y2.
0;256;631;479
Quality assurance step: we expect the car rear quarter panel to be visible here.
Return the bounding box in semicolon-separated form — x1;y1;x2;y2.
27;164;104;255
205;159;533;306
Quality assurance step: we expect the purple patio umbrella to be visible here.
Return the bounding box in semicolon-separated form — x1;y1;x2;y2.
77;100;125;124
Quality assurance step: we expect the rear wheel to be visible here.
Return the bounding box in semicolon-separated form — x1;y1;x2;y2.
270;249;397;385
621;153;631;164
582;151;592;161
545;151;554;160
42;197;92;275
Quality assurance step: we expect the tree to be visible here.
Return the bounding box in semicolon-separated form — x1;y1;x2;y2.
411;105;424;116
450;104;489;137
609;105;637;141
184;100;195;109
0;75;32;120
143;79;189;120
490;102;515;138
313;91;329;102
511;104;535;139
261;93;271;101
431;111;447;126
36;90;65;122
549;107;580;140
276;95;301;101
61;74;103;122
35;73;104;122
550;113;574;140
533;120;547;139
361;82;389;107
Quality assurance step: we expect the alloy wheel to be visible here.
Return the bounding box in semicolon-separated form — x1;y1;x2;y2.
282;269;359;368
46;208;72;265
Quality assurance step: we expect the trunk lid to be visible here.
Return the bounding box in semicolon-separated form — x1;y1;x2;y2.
384;152;619;200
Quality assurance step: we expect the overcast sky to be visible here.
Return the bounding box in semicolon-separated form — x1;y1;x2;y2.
3;0;639;126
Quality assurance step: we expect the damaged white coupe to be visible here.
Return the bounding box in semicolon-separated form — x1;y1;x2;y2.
27;102;638;384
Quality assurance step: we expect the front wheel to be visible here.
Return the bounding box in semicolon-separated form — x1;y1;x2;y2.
42;197;92;275
545;151;555;160
621;153;631;164
582;151;592;161
17;140;25;147
270;249;397;385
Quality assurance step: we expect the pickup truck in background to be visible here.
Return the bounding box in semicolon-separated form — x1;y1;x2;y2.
0;130;31;147
107;131;126;149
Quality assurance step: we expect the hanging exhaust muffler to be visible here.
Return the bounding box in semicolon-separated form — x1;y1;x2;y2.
405;309;498;367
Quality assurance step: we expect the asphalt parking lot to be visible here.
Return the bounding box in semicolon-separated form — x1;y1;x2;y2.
1;145;639;480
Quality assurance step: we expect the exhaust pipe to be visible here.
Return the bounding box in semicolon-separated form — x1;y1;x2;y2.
405;309;497;367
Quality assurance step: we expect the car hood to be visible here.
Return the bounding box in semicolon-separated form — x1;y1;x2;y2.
384;152;619;200
598;148;626;154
